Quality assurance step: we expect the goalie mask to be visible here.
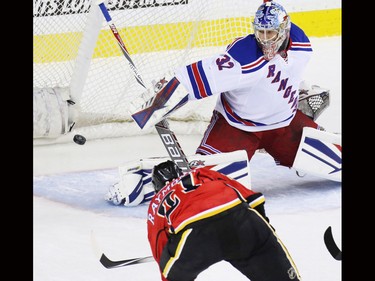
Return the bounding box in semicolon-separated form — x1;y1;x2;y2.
253;1;291;61
152;160;183;192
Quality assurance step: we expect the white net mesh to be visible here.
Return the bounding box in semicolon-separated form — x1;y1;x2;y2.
34;0;257;141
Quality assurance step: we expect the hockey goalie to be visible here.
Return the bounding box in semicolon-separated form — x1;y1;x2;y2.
106;2;341;206
105;79;341;207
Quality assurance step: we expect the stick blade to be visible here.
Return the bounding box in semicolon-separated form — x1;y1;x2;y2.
324;226;342;260
99;253;128;268
100;253;154;269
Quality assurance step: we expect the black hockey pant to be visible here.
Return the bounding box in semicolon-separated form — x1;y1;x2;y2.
159;203;301;281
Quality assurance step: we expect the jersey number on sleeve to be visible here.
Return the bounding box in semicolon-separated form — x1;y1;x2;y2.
216;55;234;70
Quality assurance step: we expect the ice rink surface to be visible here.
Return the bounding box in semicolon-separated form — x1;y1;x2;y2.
34;36;342;281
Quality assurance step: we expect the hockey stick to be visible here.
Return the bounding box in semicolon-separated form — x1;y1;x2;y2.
91;230;154;269
100;254;154;269
98;1;146;88
98;1;190;172
323;226;342;260
155;119;191;172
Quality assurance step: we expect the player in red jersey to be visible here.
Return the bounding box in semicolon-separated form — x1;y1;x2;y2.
147;160;301;281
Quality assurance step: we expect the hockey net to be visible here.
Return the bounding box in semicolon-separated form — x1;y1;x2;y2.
33;0;256;144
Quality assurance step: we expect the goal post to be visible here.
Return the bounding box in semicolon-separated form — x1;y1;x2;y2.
34;0;104;139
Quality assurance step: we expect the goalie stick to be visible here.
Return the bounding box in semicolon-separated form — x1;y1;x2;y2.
323;226;342;261
98;1;190;172
98;1;145;88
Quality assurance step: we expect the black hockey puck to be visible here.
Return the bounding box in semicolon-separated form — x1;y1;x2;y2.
73;134;86;145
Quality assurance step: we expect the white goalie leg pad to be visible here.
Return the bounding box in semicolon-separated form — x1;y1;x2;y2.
106;150;251;207
106;156;179;206
188;150;251;189
130;71;189;130
292;127;341;182
140;149;251;188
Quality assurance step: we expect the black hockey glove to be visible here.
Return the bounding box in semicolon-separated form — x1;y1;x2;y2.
246;193;269;223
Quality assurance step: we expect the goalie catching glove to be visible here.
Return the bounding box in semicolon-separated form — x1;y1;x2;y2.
298;80;330;121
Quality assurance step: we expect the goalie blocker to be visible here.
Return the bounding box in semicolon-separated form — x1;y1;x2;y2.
105;150;251;207
130;71;189;130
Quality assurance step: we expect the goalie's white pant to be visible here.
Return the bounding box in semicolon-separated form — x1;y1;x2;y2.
292;127;341;182
105;150;251;206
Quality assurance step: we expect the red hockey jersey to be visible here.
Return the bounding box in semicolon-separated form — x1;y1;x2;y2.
147;166;265;266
